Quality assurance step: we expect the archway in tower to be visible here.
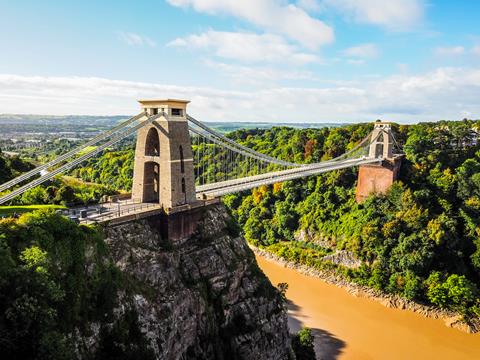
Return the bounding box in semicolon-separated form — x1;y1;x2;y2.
374;132;384;158
143;161;160;202
145;127;160;156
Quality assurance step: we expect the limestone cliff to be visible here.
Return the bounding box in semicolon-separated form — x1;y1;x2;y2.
77;204;291;359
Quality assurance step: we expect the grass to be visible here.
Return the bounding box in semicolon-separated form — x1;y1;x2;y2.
62;175;103;187
0;204;66;216
77;145;97;156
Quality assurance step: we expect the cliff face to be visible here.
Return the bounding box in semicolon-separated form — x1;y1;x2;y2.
80;204;291;359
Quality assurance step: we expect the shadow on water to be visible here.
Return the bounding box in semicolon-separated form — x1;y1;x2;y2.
287;300;346;360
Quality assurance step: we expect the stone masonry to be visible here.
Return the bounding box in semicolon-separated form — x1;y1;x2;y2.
132;99;196;210
356;121;402;202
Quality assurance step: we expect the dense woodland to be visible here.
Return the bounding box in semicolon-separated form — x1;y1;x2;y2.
223;120;480;318
71;149;135;191
0;150;114;207
2;119;480;320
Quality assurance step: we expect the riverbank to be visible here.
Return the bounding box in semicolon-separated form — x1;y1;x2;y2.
252;246;480;334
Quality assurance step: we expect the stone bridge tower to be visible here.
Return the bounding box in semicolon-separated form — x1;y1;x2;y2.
132;99;197;211
355;121;402;202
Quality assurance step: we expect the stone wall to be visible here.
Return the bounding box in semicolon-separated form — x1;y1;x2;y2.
86;204;291;359
355;157;402;202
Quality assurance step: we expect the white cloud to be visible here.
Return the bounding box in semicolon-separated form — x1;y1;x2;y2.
343;43;379;59
472;45;480;56
166;0;334;50
203;60;315;85
1;68;480;122
297;0;322;12
434;46;465;56
118;32;156;47
322;0;425;31
168;30;320;64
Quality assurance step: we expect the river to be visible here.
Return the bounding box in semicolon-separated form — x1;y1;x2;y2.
256;255;480;360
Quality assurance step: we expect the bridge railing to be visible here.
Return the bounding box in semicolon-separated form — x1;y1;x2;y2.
79;201;161;224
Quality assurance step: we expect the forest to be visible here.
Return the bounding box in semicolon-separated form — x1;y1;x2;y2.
223;120;480;319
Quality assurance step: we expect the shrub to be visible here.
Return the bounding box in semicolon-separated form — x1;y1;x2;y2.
426;272;478;313
291;327;316;360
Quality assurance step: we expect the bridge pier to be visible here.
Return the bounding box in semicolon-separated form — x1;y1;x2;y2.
159;205;205;242
356;121;402;202
356;157;402;202
132;99;199;211
103;198;220;241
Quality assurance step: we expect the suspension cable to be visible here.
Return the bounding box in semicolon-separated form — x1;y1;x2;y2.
0;113;164;205
0;112;146;192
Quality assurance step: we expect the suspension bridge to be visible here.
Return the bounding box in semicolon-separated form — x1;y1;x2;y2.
0;99;402;223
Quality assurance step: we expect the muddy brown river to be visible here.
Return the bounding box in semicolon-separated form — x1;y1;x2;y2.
256;255;480;360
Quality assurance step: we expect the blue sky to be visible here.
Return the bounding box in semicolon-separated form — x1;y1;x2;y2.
1;0;480;123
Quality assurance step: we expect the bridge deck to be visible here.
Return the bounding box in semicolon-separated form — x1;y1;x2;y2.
55;157;380;224
196;157;380;197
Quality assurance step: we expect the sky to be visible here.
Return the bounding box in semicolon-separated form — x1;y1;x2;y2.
0;0;480;123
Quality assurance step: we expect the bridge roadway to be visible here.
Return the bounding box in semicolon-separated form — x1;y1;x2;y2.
196;156;381;198
65;200;160;224
72;157;379;223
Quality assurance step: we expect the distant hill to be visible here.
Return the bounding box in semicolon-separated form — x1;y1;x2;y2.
0;114;347;131
203;121;347;133
0;114;127;127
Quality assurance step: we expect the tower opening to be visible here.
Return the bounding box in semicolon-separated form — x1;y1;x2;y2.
143;162;159;202
145;127;160;156
179;145;185;173
171;108;183;116
375;132;384;158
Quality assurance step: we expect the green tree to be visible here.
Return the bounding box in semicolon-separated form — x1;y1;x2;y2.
54;185;76;205
426;272;478;312
291;327;316;360
20;186;49;205
457;159;480;201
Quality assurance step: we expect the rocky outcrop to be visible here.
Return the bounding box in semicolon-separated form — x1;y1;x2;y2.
77;204;291;359
295;230;361;269
322;250;362;269
253;246;480;334
295;229;335;249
